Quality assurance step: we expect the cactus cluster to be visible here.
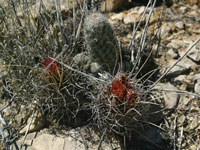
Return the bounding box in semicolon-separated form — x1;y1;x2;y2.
84;12;119;74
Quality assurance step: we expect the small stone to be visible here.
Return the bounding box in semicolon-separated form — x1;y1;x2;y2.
123;13;136;24
188;42;200;62
20;110;46;135
135;31;142;40
160;26;171;38
167;40;183;49
90;62;101;73
189;145;197;150
175;21;184;29
110;12;125;21
178;115;186;125
13;127;119;150
179;6;187;13
190;116;198;130
138;6;145;15
194;81;200;94
154;83;179;109
186;0;200;6
166;48;179;59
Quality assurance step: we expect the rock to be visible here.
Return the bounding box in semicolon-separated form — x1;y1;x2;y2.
138;6;146;15
189;116;198;130
178;115;186;125
110;12;126;21
154;83;179;109
194;80;200;94
167;40;183;49
175;21;184;29
122;7;144;25
123;13;137;24
189;145;198;150
101;0;125;12
14;127;120;150
186;0;200;6
160;25;171;38
179;6;187;13
187;41;200;62
19;110;46;135
90;62;101;73
166;48;179;59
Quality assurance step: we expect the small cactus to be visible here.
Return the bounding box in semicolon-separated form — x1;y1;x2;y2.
84;12;119;74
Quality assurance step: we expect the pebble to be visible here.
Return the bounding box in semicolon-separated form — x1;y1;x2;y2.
167;40;183;49
189;116;198;130
175;21;184;29
123;13;136;24
160;26;171;38
111;12;125;21
178;115;186;125
154;83;179;109
179;6;187;13
189;145;197;150
166;48;179;59
188;43;200;62
138;6;145;15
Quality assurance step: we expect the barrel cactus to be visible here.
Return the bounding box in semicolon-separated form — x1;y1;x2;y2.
84;12;119;74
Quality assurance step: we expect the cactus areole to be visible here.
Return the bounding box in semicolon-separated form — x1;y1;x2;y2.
111;76;137;104
43;56;59;74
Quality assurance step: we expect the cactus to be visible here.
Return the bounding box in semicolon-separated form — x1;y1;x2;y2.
84;12;119;74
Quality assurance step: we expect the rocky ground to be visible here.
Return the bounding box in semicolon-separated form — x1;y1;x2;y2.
0;0;200;150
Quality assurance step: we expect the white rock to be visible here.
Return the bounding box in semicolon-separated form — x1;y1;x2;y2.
166;48;179;59
190;116;198;130
194;81;200;94
188;42;200;62
138;6;145;15
167;40;183;49
19;110;46;135
111;12;125;21
154;83;179;109
14;127;120;150
160;26;171;38
175;21;184;29
178;115;186;125
123;13;136;24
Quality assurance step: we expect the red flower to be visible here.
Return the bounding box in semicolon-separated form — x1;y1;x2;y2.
110;75;137;105
111;79;126;100
43;56;59;74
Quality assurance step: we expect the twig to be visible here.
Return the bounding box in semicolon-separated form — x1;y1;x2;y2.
173;115;177;150
179;2;200;14
151;88;200;98
135;0;156;69
0;113;10;144
129;0;154;72
20;108;36;150
97;128;107;150
178;126;184;150
0;93;16;113
51;57;106;83
150;37;200;89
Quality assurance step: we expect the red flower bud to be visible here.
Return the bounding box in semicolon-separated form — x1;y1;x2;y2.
43;56;59;74
111;79;126;100
111;75;137;105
